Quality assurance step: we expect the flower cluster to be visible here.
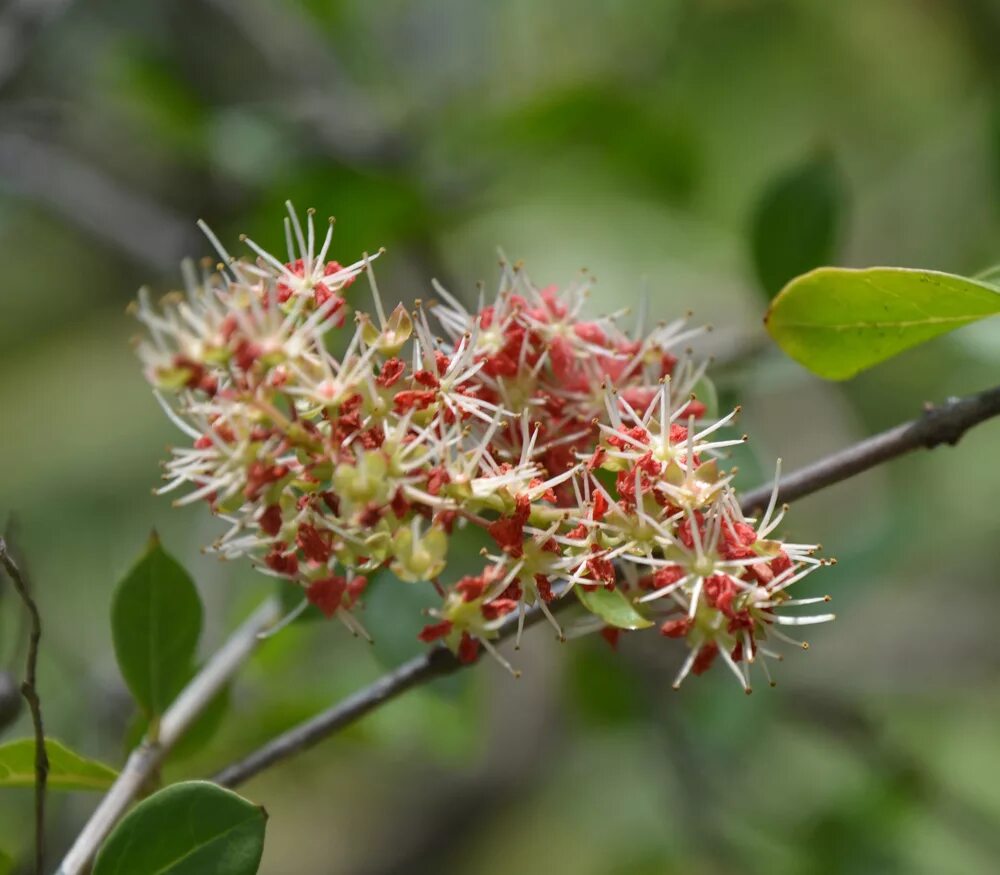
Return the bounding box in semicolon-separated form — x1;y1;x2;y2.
134;203;834;692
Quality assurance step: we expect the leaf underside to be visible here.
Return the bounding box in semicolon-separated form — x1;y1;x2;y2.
575;586;653;630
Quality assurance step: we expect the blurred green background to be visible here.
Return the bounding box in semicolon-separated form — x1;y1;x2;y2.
3;0;1000;872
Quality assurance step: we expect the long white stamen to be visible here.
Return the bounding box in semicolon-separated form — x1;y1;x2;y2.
759;458;783;534
771;613;836;626
672;647;700;689
718;644;750;692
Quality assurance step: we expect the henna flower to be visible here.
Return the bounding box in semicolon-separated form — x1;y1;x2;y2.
136;202;833;690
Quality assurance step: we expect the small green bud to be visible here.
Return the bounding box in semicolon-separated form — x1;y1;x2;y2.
390;523;448;583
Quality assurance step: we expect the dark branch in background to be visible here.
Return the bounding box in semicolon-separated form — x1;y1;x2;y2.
0;537;47;875
0;0;75;93
201;0;404;164
212;381;1000;789
0;132;199;273
738;384;1000;512
0;0;457;299
1;520;29;725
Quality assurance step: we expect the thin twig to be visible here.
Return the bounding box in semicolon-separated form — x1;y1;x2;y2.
212;601;566;788
211;381;1000;789
55;597;282;875
739;384;1000;512
212;646;464;788
0;538;47;875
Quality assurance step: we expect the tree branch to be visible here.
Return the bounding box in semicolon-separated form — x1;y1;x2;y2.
0;0;75;93
212;381;1000;790
55;597;282;875
0;131;199;273
211;604;567;789
738;383;1000;512
201;0;402;164
0;537;47;875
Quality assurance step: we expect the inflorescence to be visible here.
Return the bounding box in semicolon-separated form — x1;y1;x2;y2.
133;203;835;692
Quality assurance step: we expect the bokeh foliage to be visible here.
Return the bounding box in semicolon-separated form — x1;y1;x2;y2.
2;1;1000;873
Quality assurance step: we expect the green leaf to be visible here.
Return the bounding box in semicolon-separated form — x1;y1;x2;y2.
751;151;845;298
0;848;12;875
112;535;203;717
575;586;653;630
93;781;266;875
766;267;1000;379
0;738;117;791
